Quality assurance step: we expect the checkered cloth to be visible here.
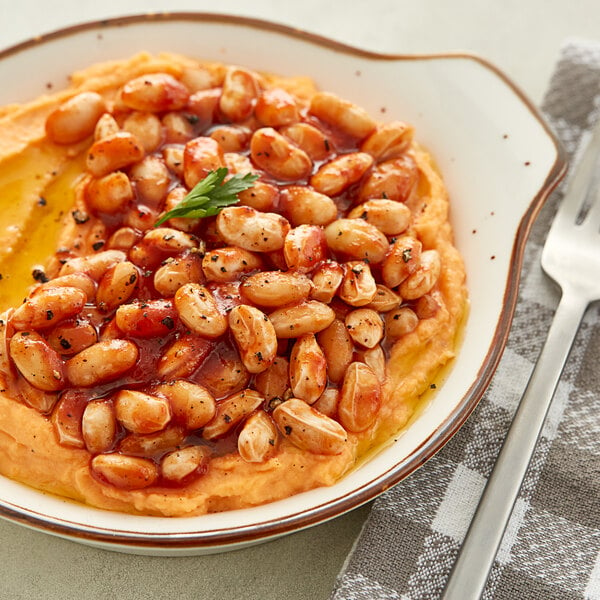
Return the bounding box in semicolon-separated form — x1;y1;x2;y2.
331;40;600;600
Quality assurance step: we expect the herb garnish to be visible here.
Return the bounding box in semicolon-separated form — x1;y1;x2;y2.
154;167;258;227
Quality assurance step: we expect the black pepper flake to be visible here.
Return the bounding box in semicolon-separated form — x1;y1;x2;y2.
210;255;219;262
223;414;232;423
60;338;72;350
46;310;54;321
32;268;49;283
186;114;199;125
324;139;330;151
284;425;292;435
92;241;105;251
402;248;412;263
37;197;47;206
430;383;437;389
161;316;175;330
72;210;90;224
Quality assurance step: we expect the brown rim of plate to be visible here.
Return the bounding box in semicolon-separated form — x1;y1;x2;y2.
0;12;568;550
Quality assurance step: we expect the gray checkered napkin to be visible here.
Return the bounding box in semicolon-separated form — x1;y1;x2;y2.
331;39;600;600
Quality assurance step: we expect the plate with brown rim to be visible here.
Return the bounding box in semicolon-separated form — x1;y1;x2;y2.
0;13;566;554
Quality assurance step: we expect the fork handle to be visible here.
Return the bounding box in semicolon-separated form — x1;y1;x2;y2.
441;290;589;600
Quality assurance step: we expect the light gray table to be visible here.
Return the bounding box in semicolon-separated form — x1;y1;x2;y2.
0;1;598;598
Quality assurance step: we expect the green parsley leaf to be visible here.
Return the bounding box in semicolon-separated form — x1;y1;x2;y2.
154;167;258;227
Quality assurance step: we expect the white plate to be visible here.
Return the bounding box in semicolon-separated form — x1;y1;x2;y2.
0;13;566;555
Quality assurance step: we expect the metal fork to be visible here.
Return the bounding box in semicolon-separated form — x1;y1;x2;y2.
441;119;600;600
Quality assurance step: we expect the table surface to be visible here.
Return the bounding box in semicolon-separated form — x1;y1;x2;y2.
0;2;598;599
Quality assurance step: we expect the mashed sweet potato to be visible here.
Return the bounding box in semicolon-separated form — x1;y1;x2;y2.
0;52;466;516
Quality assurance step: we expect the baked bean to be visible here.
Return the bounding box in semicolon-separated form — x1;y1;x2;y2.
310;261;344;303
366;284;401;312
115;390;171;434
11;286;86;330
414;293;441;319
280;186;337;227
229;304;277;374
162;145;185;178
119;426;186;457
324;218;389;263
160;186;198;232
155;380;216;430
273;398;347;455
338;362;381;432
345;308;384;348
339;261;377;307
253;356;290;401
65;339;138;387
202;388;264;440
123;203;159;233
384;307;419;339
280;122;332;161
122;112;163;153
115;299;177;338
255;88;300;127
51;389;87;447
187;88;221;129
115;389;172;434
154;252;204;296
316;319;354;384
162;112;196;144
85;171;134;215
312;387;339;419
202;246;263;283
360;121;414;161
209;125;251;152
399;249;441;299
358;155;418;202
142;227;199;253
310;152;373;197
82;400;117;454
86;131;145;178
94;113;120;140
36;273;97;302
237;181;279;212
196;343;250;398
360;345;386;383
309;92;376;140
183;136;225;188
283;225;327;273
10;331;65;392
216;206;291;252
120;73;189;112
238;410;278;463
47;319;98;355
250;127;312;181
161;446;210;482
240;271;312;307
156;333;213;379
289;334;327;404
268;300;335;338
45;91;107;145
16;377;58;414
59;249;126;282
91;454;158;490
129;155;171;206
174;283;227;338
219;67;259;122
347;199;411;235
96;261;139;312
381;235;423;288
223;152;255;176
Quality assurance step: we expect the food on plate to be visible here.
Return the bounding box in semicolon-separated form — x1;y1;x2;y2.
0;52;467;516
